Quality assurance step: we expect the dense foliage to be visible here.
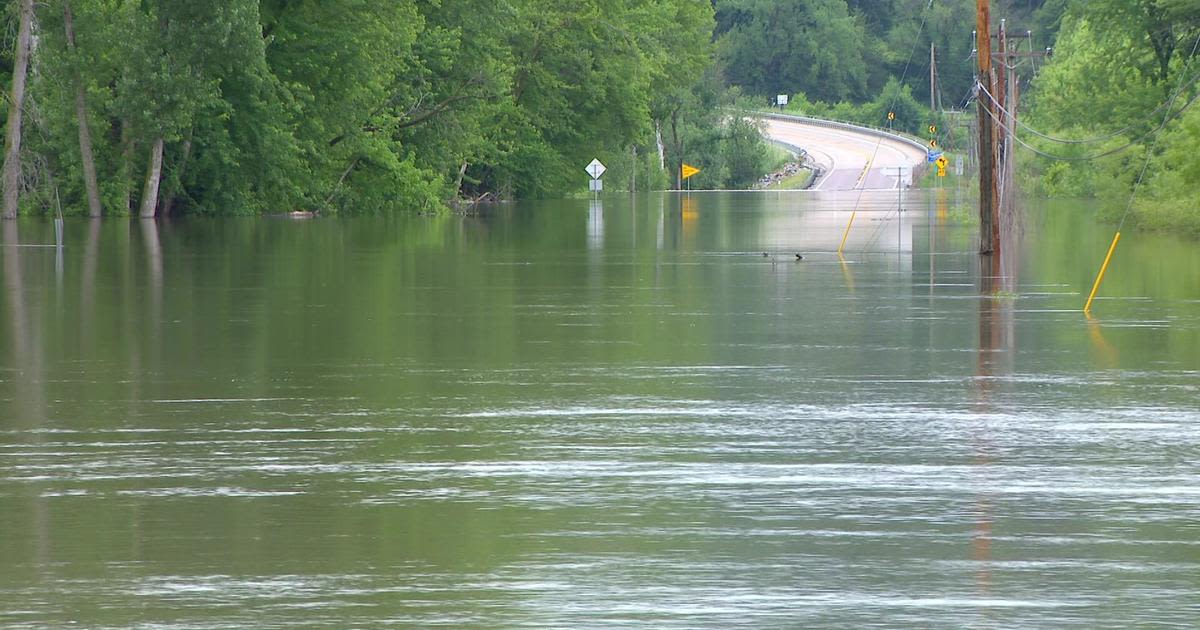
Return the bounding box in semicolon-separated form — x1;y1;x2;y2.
8;0;1198;228
716;0;1066;114
2;0;738;216
1023;0;1200;234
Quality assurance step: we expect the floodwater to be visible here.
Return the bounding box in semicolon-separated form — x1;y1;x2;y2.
1;191;1198;628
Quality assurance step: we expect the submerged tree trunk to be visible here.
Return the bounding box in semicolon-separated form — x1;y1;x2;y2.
3;0;35;219
139;138;165;218
64;1;103;218
453;161;469;196
119;121;133;213
669;107;682;190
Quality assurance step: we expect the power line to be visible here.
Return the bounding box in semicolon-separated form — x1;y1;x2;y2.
1084;30;1200;314
976;70;1200;145
977;81;1200;162
1116;31;1200;232
839;0;936;254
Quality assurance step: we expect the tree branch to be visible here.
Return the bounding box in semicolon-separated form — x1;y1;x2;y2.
327;75;487;147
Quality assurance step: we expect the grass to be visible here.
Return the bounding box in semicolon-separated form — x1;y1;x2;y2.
1127;199;1200;237
762;169;816;190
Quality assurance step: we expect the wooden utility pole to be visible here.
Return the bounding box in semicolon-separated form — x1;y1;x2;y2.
976;0;996;256
994;18;1007;266
930;43;937;112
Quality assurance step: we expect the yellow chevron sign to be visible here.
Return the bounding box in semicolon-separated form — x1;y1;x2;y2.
681;163;701;180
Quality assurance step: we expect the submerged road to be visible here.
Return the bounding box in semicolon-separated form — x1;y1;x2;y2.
763;117;928;191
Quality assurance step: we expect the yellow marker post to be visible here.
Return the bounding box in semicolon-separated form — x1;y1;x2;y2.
838;252;856;292
1084;231;1121;314
681;163;700;180
838;211;857;255
838;156;877;255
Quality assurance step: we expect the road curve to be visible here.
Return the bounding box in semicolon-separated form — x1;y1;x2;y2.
763;117;928;191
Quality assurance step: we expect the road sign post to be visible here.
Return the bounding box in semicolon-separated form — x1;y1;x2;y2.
681;163;700;193
585;158;606;199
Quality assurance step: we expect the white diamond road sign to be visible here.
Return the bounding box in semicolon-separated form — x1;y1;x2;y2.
586;158;606;180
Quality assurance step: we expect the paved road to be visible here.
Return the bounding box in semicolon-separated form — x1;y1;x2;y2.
763;118;928;191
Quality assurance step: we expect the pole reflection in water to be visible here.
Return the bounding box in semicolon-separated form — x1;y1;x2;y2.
1086;315;1119;370
838;253;856;293
972;254;1015;603
655;196;665;252
80;218;101;348
135;218;164;398
2;221;51;579
140;218;163;322
681;195;698;245
587;199;604;251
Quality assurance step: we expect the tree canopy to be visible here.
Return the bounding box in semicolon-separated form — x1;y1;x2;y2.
5;0;725;216
1023;0;1200;233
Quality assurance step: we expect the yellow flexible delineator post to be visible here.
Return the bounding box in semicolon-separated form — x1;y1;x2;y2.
1084;231;1121;314
837;211;858;255
838;157;875;255
838;252;856;292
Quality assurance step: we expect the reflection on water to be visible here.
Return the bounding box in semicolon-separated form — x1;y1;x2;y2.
1;194;1198;628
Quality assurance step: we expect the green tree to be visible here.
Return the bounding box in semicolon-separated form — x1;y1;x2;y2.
3;0;33;219
717;0;867;101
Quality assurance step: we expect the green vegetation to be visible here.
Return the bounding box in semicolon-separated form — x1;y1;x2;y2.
6;0;1199;228
716;1;1066;124
0;0;736;216
1024;1;1200;235
780;78;930;136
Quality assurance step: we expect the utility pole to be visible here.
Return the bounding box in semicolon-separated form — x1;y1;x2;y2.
930;43;937;113
994;18;1007;265
976;0;997;257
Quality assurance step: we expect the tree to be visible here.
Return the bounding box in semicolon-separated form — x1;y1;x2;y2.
6;0;738;214
1081;0;1200;86
3;0;34;219
717;0;867;101
62;1;102;217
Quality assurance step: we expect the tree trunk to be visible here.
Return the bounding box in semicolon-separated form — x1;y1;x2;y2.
159;137;192;216
3;0;35;219
669;108;682;190
139;138;165;218
64;1;103;218
453;161;469;196
655;120;665;170
630;145;636;194
119;121;133;213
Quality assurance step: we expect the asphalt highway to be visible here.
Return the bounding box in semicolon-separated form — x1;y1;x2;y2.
763;118;929;191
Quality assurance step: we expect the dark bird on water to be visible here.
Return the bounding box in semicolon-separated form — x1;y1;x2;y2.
762;252;769;257
795;253;804;261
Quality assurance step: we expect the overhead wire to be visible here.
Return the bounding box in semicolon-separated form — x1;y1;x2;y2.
1116;31;1200;232
1084;30;1200;314
977;81;1200;162
839;0;936;255
976;69;1200;145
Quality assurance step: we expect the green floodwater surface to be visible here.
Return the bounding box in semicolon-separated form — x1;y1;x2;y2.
1;191;1198;628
